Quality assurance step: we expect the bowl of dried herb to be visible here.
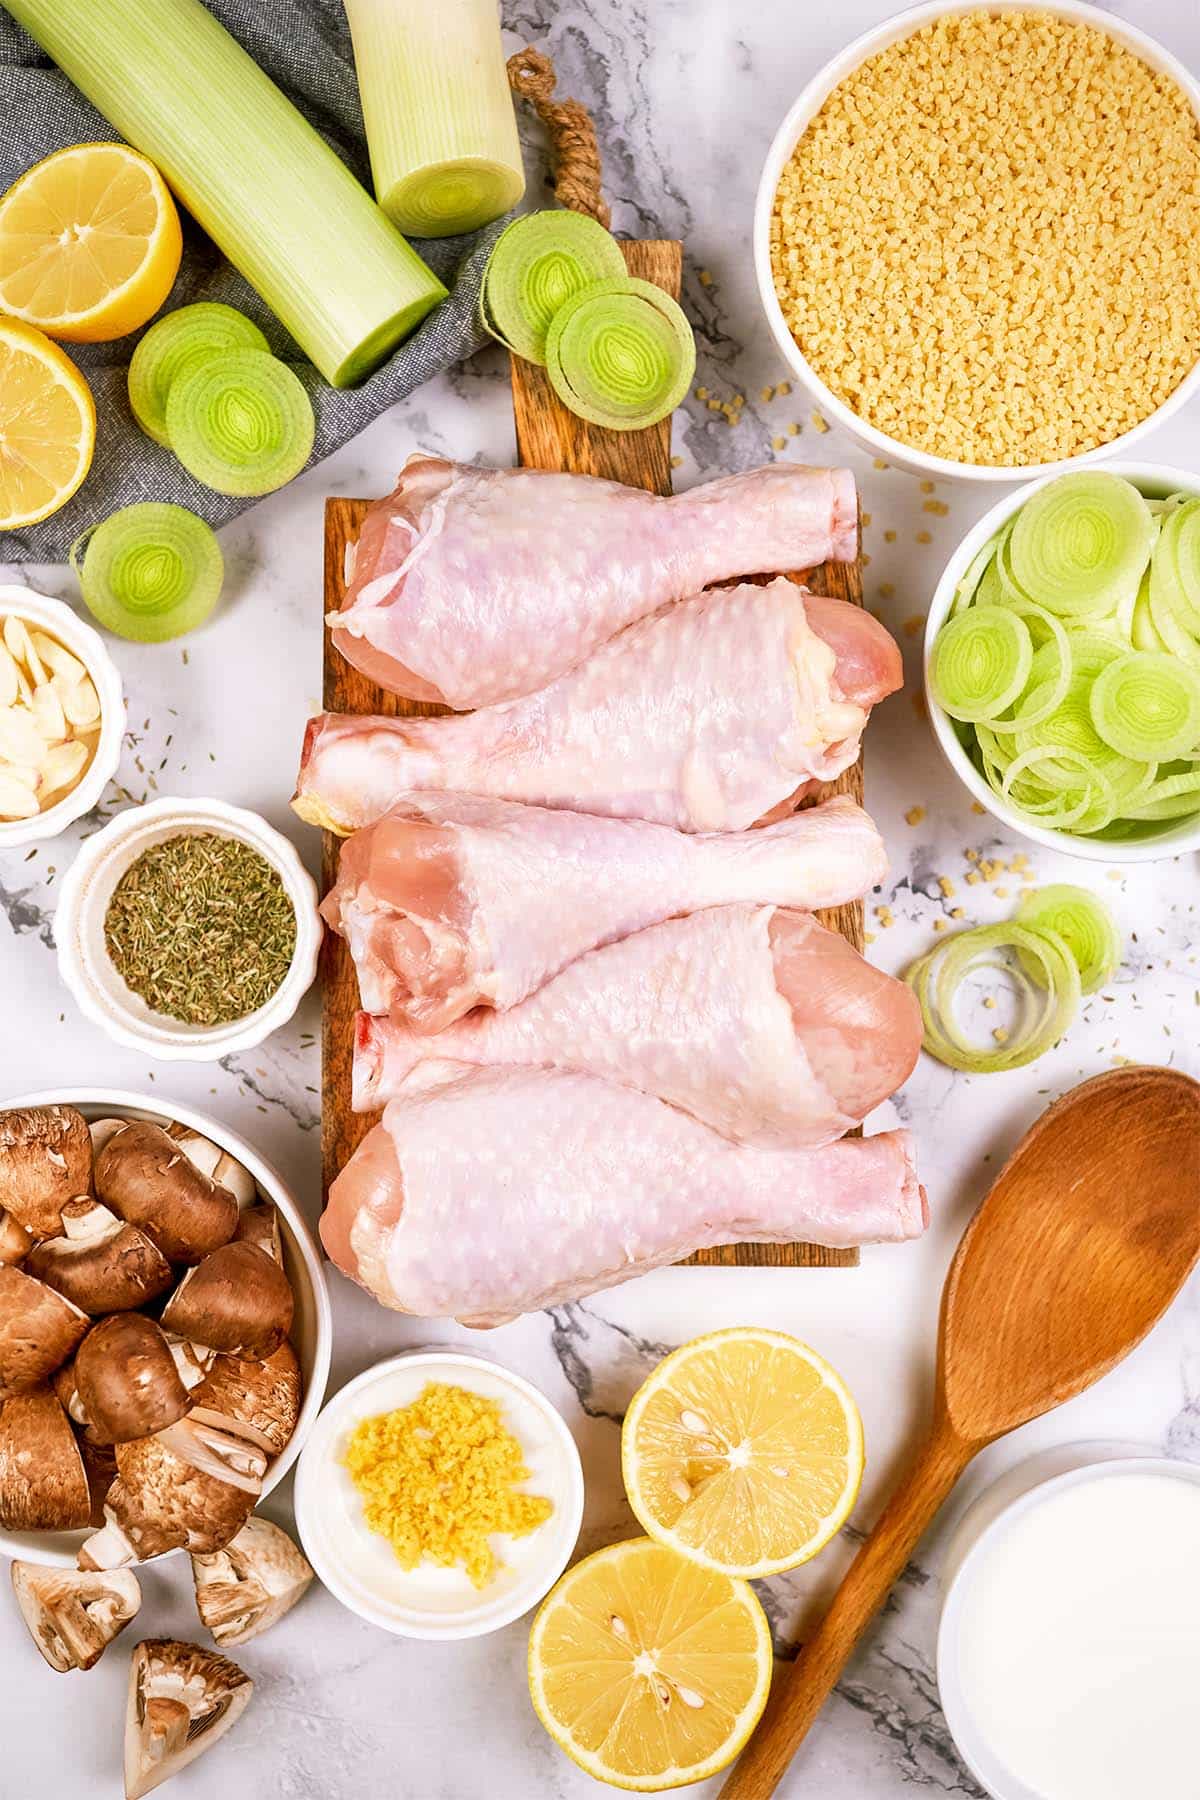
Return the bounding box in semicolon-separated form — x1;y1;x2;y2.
54;796;322;1059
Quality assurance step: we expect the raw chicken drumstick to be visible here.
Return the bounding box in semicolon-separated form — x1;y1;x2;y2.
321;1062;927;1325
297;579;901;835
322;792;886;1029
332;456;859;707
355;905;921;1148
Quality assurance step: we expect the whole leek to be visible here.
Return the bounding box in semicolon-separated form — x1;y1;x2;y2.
343;0;524;238
2;0;447;387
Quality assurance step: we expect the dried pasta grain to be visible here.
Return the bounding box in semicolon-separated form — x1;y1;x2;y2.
770;11;1200;466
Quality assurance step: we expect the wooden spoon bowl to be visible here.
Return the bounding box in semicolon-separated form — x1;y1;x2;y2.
721;1066;1200;1798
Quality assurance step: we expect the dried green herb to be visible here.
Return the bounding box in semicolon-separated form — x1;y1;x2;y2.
104;831;297;1027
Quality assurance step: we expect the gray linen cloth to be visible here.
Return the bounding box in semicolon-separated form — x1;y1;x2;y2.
0;0;503;561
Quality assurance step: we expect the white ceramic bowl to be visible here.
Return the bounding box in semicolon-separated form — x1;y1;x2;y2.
937;1450;1200;1800
924;461;1200;862
294;1350;585;1641
54;796;322;1060
753;0;1200;481
0;1087;332;1568
0;586;126;850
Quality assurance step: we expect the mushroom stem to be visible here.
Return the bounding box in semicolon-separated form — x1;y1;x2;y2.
195;1577;271;1632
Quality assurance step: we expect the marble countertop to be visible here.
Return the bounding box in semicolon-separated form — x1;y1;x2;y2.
2;1;1199;1794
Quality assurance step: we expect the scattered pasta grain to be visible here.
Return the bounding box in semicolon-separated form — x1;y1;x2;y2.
884;529;896;543
905;805;926;826
770;11;1200;466
812;410;830;433
916;531;933;545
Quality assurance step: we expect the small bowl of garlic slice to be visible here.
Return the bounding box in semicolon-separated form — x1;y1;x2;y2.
0;587;125;848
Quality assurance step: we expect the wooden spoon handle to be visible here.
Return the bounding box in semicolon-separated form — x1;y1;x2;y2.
719;1426;972;1799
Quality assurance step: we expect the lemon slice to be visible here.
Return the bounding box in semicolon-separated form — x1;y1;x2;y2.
622;1327;864;1579
0;318;96;530
0;144;182;344
528;1537;772;1791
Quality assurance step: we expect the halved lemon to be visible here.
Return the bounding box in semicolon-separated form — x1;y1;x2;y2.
528;1536;772;1791
622;1327;864;1579
0;143;182;343
0;318;96;529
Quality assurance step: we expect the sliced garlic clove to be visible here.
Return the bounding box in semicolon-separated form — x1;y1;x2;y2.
31;683;68;744
3;616;46;686
0;704;46;766
30;632;85;687
0;644;17;709
55;675;101;729
39;739;89;799
2;762;41;792
0;770;40;819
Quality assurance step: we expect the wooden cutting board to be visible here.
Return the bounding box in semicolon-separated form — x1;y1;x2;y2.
320;239;863;1269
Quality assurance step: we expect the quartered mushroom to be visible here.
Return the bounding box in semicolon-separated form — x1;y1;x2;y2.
191;1518;313;1647
73;1316;192;1445
0;1264;90;1397
189;1342;302;1457
11;1562;141;1672
79;1422;265;1569
161;1242;293;1360
94;1121;239;1264
233;1203;283;1263
0;1105;93;1239
26;1199;173;1314
0;1387;92;1531
165;1124;258;1209
125;1639;253;1800
0;1209;32;1265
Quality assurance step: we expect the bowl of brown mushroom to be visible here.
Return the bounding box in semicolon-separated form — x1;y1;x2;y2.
0;1091;330;1573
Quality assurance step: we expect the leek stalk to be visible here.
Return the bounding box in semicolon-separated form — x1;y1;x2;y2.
2;0;447;386
344;0;524;238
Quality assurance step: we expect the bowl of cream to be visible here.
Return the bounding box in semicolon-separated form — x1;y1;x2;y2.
937;1453;1200;1800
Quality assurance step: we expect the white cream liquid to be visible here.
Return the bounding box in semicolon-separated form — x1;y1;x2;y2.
955;1472;1200;1800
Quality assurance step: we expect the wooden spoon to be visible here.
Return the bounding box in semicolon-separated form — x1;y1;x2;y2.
720;1065;1200;1799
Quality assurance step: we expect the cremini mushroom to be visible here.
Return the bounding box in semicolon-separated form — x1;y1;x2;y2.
79;1422;265;1569
166;1124;257;1209
0;1104;92;1238
11;1561;141;1672
161;1242;293;1359
190;1518;313;1647
0;1209;31;1266
94;1121;238;1264
189;1343;301;1457
26;1199;173;1314
0;1387;91;1531
0;1265;90;1396
124;1639;253;1800
73;1317;192;1445
233;1202;282;1263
